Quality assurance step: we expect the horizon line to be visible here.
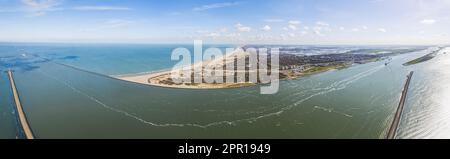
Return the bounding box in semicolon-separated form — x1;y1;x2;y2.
0;41;445;47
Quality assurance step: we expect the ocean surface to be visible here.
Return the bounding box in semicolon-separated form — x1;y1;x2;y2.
0;42;449;139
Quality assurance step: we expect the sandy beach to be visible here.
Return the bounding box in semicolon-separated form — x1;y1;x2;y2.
115;48;257;89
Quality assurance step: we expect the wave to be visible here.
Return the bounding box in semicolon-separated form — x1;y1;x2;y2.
36;62;384;129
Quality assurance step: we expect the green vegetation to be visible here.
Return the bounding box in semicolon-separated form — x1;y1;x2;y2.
347;48;423;55
303;63;349;74
225;83;256;88
403;49;441;66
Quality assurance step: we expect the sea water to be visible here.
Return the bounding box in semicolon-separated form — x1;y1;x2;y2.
1;42;449;138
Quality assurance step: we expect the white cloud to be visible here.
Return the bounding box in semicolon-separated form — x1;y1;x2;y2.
288;33;296;38
378;28;387;33
316;21;330;27
300;31;308;35
21;0;62;16
219;28;228;33
288;24;297;31
235;23;251;32
285;20;300;31
313;27;325;36
21;0;60;10
339;27;345;31
279;34;287;40
193;2;241;11
224;33;240;38
288;20;301;25
206;32;221;38
261;25;271;31
351;28;360;32
83;19;135;32
13;1;131;16
420;19;436;25
362;26;368;30
313;30;324;36
73;6;132;11
303;26;310;30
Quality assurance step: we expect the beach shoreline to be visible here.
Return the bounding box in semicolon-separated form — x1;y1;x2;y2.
113;46;423;90
115;48;258;89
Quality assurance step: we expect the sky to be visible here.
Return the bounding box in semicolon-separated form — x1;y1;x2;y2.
0;0;449;45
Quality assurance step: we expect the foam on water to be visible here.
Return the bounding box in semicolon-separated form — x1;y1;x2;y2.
36;62;384;129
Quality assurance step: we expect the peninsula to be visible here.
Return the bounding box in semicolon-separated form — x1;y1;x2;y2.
116;46;424;89
403;47;444;66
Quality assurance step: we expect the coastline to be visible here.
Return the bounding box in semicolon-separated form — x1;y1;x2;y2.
403;47;444;66
114;62;354;90
113;47;424;90
115;48;258;89
116;70;257;89
114;64;350;90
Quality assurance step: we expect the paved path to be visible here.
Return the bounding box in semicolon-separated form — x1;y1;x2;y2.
387;71;414;139
7;70;34;139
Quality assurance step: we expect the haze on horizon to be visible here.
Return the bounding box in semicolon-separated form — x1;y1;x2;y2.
0;0;449;45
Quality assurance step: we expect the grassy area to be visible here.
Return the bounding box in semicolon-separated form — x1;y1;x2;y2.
303;63;349;74
403;50;440;66
225;82;256;88
403;58;429;66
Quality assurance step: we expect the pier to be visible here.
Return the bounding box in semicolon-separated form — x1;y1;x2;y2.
7;69;35;139
386;71;414;139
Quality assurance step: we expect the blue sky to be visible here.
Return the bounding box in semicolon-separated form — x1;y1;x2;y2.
0;0;449;45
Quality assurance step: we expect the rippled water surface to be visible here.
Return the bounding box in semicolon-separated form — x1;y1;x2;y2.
1;43;449;138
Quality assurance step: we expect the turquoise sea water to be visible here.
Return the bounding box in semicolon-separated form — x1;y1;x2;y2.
1;43;449;139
